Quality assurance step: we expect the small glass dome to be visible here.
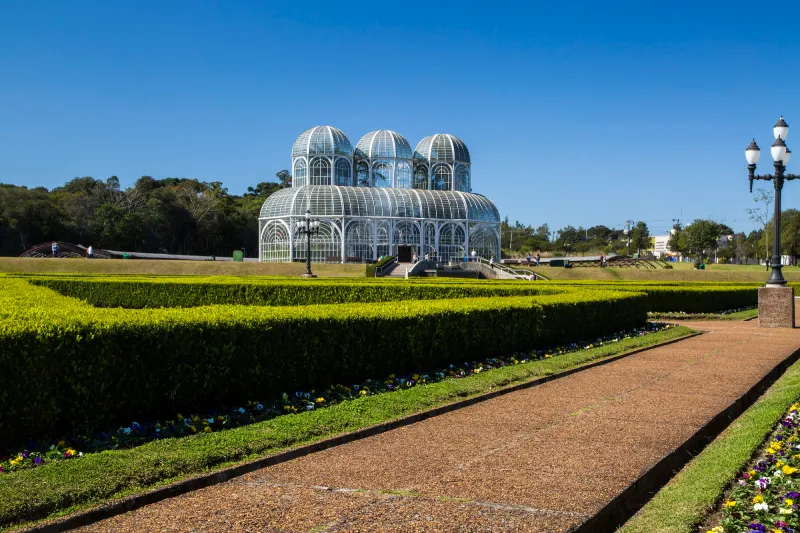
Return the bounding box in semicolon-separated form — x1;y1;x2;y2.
292;126;353;157
414;134;470;163
355;130;413;159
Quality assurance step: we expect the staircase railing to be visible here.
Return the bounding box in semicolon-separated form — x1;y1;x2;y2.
476;257;544;280
374;256;399;277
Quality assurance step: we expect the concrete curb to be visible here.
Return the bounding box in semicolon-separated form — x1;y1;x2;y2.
19;331;701;533
571;344;800;533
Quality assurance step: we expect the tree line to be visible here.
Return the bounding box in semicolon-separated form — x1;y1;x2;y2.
2;175;797;264
0;172;291;257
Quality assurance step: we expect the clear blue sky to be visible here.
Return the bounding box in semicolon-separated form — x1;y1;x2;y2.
1;0;798;236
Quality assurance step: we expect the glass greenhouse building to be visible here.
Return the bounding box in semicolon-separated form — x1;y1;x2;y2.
259;126;501;263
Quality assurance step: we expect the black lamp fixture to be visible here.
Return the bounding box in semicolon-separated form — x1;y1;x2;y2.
295;209;320;278
746;116;799;286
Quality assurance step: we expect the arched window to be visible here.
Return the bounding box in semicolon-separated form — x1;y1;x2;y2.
310;158;331;185
345;220;374;262
260;221;291;262
357;162;370;187
396;162;412;189
293;159;307;187
432;164;452;191
335;159;351;186
372;161;392;188
413;165;428;189
393;221;420;248
455;165;470;192
438;223;466;263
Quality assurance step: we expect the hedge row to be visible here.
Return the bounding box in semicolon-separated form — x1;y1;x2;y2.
28;277;561;308
0;279;646;448
25;275;761;312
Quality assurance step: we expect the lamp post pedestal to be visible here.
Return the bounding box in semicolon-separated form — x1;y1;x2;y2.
758;286;795;328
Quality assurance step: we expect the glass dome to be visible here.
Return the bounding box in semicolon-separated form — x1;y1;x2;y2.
260;185;499;222
355;130;413;159
414;134;470;163
292;126;353;157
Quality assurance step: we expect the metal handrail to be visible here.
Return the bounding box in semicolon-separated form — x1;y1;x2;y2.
476;256;543;280
374;256;399;277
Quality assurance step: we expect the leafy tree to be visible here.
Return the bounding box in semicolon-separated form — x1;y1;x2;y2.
682;219;724;262
629;221;650;255
275;170;292;188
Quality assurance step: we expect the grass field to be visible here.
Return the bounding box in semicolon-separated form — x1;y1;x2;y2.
532;261;800;282
3;256;797;282
0;257;365;277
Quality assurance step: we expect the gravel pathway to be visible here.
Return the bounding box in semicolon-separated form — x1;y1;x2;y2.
76;312;800;532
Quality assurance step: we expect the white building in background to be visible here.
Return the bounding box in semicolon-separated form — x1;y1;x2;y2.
258;126;502;263
652;235;671;258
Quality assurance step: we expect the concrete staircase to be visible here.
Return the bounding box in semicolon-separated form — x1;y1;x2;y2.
385;262;413;278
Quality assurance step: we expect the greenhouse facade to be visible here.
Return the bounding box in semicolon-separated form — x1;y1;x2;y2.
259;126;501;263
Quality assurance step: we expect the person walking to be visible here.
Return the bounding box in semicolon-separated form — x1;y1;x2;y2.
412;252;417;263
87;245;94;259
51;242;59;257
489;256;495;270
535;253;540;267
471;249;477;262
526;253;532;264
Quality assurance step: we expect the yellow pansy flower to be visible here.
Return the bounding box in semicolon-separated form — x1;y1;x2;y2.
782;465;798;475
753;495;765;503
724;500;737;508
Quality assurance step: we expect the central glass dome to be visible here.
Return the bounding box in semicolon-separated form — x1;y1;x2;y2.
355;130;413;159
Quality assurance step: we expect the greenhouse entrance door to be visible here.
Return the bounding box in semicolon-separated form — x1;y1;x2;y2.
397;245;413;262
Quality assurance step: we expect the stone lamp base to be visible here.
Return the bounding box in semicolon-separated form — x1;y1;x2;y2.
758;286;796;328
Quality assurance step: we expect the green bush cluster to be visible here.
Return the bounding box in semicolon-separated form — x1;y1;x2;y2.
0;278;646;448
27;277;560;308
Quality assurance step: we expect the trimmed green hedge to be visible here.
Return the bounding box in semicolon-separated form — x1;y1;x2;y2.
0;279;647;448
28;277;560;308
24;276;761;312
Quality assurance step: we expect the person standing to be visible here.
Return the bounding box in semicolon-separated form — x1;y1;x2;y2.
87;245;94;259
471;249;477;262
51;242;59;257
526;253;532;264
489;256;495;270
535;253;540;267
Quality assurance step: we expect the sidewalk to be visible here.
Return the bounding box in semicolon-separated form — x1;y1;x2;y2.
75;314;800;532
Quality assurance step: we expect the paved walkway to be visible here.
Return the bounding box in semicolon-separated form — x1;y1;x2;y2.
76;314;800;532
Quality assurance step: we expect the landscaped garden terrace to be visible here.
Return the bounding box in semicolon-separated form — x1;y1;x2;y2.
0;274;771;529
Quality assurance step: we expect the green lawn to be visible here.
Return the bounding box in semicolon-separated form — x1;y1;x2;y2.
0;326;694;531
648;308;758;321
531;263;800;282
0;257;365;277
621;351;800;533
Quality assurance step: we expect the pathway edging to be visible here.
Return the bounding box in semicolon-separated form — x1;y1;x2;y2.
572;343;800;533
19;332;700;533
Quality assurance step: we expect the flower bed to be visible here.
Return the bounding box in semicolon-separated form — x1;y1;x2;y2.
0;322;674;476
706;403;800;533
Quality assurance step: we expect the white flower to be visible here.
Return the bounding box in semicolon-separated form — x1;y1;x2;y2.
779;507;793;515
306;404;315;410
754;502;769;512
774;470;784;477
207;418;214;424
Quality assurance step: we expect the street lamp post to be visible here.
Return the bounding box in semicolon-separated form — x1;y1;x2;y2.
295;209;320;278
746;116;799;286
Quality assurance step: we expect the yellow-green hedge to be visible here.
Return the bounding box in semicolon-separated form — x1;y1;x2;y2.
0;278;646;447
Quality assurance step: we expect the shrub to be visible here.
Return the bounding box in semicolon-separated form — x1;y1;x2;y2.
27;277;561;308
0;278;646;448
